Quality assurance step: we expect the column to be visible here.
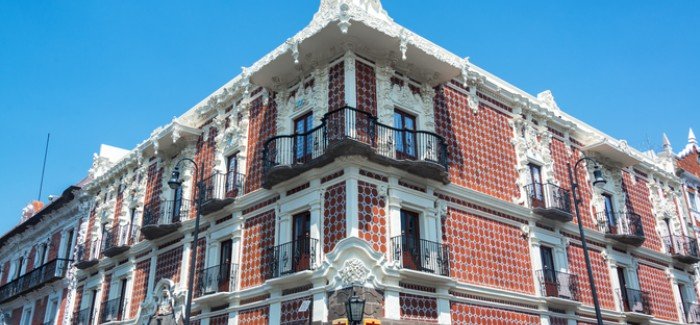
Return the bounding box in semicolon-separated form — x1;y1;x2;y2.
529;235;543;297
269;289;282;325
309;200;322;267
345;167;359;238
436;287;451;324
312;277;328;324
383;290;401;321
606;258;622;312
343;51;357;108
180;236;193;289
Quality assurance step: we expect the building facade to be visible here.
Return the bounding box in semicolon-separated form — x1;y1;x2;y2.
2;1;700;324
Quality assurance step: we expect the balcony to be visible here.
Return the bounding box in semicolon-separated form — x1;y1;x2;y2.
195;263;237;297
390;235;450;277
102;224;133;258
682;302;700;324
100;297;124;323
617;287;650;314
536;269;578;302
0;258;71;303
199;171;244;215
597;212;645;247
73;308;92;325
664;235;700;264
525;183;573;222
263;107;449;188
141;199;191;240
74;244;99;270
267;237;318;279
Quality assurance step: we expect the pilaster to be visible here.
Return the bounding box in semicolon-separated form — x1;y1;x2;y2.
345;167;359;238
343;51;357;108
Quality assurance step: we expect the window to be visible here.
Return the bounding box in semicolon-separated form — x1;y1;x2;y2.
528;164;544;201
219;240;233;292
603;193;615;227
15;256;24;279
37;244;47;266
118;279;128;320
64;230;74;260
172;186;183;223
394;110;416;158
292;212;311;240
46;298;59;324
226;153;240;195
291;212;312;273
690;192;698;211
294;112;314;161
20;308;32;325
540;246;558;295
617;267;631;311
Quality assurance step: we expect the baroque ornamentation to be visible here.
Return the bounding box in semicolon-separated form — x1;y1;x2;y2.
338;258;370;286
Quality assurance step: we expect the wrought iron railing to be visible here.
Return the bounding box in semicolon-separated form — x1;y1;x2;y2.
536;269;578;300
267;237;318;279
100;297;124;323
73;308;92;325
682;302;700;324
142;199;192;226
263;107;448;172
524;183;572;215
617;287;650;314
0;258;72;303
391;235;450;276
663;235;700;259
596;211;645;238
195;263;238;297
201;171;245;203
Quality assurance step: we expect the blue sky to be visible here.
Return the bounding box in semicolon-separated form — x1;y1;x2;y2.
1;1;698;234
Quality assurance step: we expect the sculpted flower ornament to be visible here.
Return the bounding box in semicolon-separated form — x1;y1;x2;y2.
338;258;370;286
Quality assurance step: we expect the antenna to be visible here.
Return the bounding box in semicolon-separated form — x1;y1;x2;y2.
37;133;50;201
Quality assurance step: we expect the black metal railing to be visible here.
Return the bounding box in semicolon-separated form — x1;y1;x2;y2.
617;287;650;314
391;235;450;276
201;171;245;203
142;199;192;226
664;235;700;259
682;302;700;324
73;308;92;325
263;107;448;172
525;183;572;215
101;231;115;254
536;269;578;300
267;237;318;279
0;258;72;303
195;263;238;297
100;297;124;323
596;211;645;238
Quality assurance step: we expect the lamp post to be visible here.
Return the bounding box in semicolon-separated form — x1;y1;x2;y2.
567;157;607;325
167;158;204;325
345;288;366;325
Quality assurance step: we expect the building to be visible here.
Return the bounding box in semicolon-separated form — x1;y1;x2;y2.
2;0;700;324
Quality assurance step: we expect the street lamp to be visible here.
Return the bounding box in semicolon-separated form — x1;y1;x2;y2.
567;157;607;325
167;158;204;325
345;290;366;325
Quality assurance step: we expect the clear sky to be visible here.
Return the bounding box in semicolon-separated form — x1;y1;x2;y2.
1;1;698;234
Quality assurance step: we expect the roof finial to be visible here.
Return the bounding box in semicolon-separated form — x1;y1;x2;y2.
689;128;697;145
662;133;672;152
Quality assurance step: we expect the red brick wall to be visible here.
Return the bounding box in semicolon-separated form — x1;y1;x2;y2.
144;162;163;215
450;302;540;325
193;238;206;298
1;261;9;284
549;139;596;229
328;62;345;110
47;232;61;261
238;306;269;325
434;86;519;201
323;182;346;253
280;296;312;324
678;147;700;178
111;186;124;239
155;246;183;284
72;285;84;316
26;247;36;271
192;127;218;217
100;273;112;317
355;60;377;115
621;171;662;252
57;288;68;325
442;208;534;294
31;296;48;325
400;293;438;322
566;244;615;309
240;210;276;289
130;259;150;318
10;307;23;325
358;181;387;253
245;94;277;193
638;264;678;321
83;207;97;261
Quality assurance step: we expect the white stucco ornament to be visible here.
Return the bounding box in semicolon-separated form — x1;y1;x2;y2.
338;258;370;286
537;90;561;113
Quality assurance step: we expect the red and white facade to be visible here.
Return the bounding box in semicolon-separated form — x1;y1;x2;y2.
2;1;700;324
